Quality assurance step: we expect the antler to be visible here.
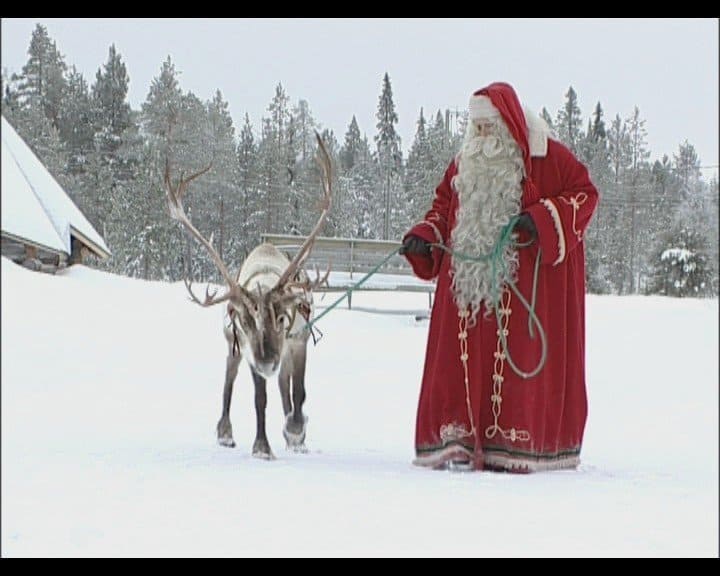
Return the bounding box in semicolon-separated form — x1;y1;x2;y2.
164;160;245;307
286;263;331;293
274;132;333;289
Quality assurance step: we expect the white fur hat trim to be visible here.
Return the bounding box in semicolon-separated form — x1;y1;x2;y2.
468;94;500;120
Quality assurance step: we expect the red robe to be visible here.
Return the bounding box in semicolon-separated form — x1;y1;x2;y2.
404;84;598;472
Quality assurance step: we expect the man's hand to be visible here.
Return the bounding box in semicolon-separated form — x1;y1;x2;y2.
513;213;538;243
399;235;432;256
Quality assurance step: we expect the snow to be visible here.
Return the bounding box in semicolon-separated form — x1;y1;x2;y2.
1;116;110;257
324;270;433;289
1;257;717;557
1;120;67;253
662;248;697;275
661;248;693;263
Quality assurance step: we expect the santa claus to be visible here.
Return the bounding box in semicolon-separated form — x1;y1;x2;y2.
401;82;598;472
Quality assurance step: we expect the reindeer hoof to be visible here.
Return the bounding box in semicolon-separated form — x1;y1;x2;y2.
218;436;236;448
217;419;235;448
283;414;308;450
252;449;275;460
286;442;308;454
283;428;307;450
252;439;275;460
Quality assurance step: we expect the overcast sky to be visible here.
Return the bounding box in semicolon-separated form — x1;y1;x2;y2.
2;18;718;178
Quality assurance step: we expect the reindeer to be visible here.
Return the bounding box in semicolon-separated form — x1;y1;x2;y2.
164;133;332;459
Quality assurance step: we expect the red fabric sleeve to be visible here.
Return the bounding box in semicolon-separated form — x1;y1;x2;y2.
525;142;599;266
402;161;457;280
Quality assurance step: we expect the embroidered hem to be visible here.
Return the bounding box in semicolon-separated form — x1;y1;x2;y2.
483;446;581;473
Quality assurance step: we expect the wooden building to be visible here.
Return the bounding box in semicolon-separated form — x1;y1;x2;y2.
1;116;111;272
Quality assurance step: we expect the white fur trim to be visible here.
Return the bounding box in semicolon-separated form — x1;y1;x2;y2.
420;220;444;246
524;107;550;157
540;198;565;265
469;99;549;157
469;94;500;120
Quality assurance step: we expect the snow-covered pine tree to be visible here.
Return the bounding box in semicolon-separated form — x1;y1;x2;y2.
403;108;435;231
608;114;631;190
139;56;187;280
2;68;21;121
335;116;367;237
645;141;717;298
427;110;453;181
343;135;381;239
374;72;402;239
336;117;369;238
290;99;322;237
625;106;652;293
15;24;68;131
258;83;294;235
58;66;95;174
68;45;135;256
99;109;148;278
256;117;276;238
626;107;651;186
236;113;261;254
674;140;703;201
587;103;610;180
173;90;215;281
708;175;720;295
7;24;69;187
204;90;239;278
92;44;131;163
555;86;584;157
605;113;633;293
142;56;182;145
582;102;615;294
340;115;363;174
646;155;680;267
293;99;318;164
647;222;712;298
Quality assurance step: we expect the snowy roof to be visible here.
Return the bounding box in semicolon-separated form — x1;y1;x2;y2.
1;130;67;254
1;115;111;259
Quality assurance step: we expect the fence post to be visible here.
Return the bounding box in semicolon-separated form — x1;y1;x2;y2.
350;239;354;280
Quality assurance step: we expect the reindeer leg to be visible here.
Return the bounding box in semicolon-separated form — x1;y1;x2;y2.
278;356;293;420
251;368;274;459
217;348;241;448
284;343;308;452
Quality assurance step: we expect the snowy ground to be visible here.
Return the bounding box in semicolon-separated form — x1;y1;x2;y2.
1;257;717;557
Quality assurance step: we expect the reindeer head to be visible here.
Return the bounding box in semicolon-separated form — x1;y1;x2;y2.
223;279;302;376
165;133;331;379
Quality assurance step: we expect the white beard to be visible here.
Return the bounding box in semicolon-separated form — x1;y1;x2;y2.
450;119;525;322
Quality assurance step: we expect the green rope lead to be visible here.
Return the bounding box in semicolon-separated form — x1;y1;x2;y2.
302;216;547;379
491;216;546;378
496;248;546;379
303;247;402;331
432;215;547;379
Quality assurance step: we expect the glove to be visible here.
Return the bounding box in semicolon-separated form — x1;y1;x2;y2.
399;235;432;256
513;213;538;243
